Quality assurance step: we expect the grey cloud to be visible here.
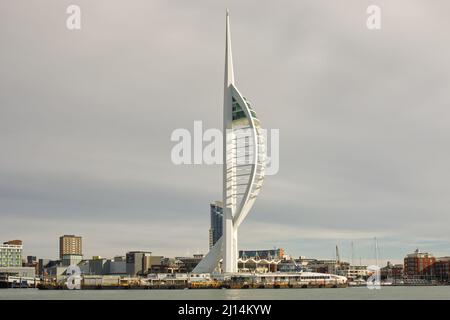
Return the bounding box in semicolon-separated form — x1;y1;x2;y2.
1;0;450;261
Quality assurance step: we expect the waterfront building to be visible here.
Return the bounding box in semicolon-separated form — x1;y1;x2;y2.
239;258;280;273
303;259;350;276
77;256;127;276
177;254;204;273
108;256;127;275
0;250;36;288
61;254;83;267
193;10;266;274
276;260;301;273
380;262;404;281
59;235;82;259
404;249;436;278
45;265;67;281
236;250;285;273
125;251;153;276
0;240;23;268
239;248;285;260
38;259;53;276
295;256;320;268
0;267;36;279
152;258;183;274
345;266;370;280
434;257;450;282
209;201;223;249
143;255;163;274
87;256;109;275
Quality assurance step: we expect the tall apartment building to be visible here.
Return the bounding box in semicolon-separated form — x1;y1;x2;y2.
209;201;223;249
59;235;82;259
404;249;436;278
0;240;23;267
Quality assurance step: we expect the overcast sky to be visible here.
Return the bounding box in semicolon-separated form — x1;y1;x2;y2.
1;0;450;264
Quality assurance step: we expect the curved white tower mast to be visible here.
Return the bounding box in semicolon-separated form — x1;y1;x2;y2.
193;10;265;274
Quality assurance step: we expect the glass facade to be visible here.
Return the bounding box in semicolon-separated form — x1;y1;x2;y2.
230;89;265;218
0;244;23;267
232;97;246;121
232;97;258;122
209;202;223;249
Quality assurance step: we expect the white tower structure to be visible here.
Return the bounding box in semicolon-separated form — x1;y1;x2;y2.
193;10;265;274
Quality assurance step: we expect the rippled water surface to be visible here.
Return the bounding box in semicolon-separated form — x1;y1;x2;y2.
1;286;450;300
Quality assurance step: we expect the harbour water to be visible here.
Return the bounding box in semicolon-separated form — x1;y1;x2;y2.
1;286;449;300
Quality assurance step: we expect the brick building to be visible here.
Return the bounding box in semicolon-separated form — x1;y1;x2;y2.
404;250;436;279
434;257;450;282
